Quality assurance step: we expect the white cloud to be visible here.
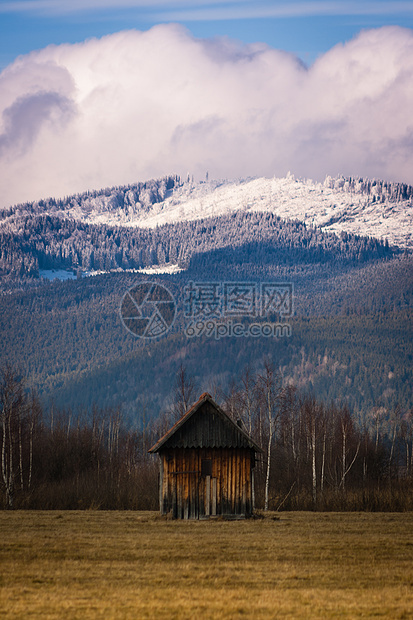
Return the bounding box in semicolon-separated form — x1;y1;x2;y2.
1;24;413;207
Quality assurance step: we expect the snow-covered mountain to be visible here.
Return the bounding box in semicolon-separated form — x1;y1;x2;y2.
122;175;412;249
2;174;413;249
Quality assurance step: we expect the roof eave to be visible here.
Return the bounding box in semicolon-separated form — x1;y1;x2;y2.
148;392;210;453
148;392;263;454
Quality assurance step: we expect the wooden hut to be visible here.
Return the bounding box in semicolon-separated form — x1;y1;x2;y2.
148;392;262;519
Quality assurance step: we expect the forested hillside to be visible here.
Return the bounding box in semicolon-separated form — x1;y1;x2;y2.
0;174;412;429
1;254;412;421
0;210;396;284
1;172;412;286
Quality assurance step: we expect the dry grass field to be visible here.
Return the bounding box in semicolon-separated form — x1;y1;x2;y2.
1;511;413;619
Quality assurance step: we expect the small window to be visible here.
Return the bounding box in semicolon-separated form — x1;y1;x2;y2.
201;459;212;477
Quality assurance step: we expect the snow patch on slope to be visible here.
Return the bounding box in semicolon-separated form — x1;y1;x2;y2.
3;175;413;249
137;264;183;275
73;176;413;249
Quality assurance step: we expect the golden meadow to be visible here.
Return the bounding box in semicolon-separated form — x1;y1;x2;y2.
1;511;413;619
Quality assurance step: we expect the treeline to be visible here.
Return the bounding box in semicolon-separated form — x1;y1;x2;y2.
223;364;413;511
0;209;397;281
0;175;180;221
1;364;413;511
323;175;413;202
2;173;412;223
0;365;160;510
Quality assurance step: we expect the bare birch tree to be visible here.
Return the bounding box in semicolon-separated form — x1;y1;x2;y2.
239;366;256;437
170;364;196;422
256;360;282;511
1;366;25;508
400;408;413;478
301;396;325;505
388;405;402;480
337;406;360;493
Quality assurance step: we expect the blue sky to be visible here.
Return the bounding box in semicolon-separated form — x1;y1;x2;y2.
1;1;413;70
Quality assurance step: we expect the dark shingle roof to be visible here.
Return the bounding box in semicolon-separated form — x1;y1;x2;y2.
148;392;262;453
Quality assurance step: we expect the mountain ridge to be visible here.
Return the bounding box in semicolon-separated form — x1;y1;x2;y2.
2;174;413;249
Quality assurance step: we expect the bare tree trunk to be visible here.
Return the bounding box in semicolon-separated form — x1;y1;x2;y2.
339;413;360;492
389;425;397;472
1;367;36;507
8;406;14;508
388;406;402;482
258;361;281;512
28;418;34;490
114;410;120;458
342;421;346;493
410;440;413;475
258;407;263;456
241;366;255;436
247;398;252;437
291;419;297;463
311;417;316;505
302;396;319;505
18;411;23;492
1;390;13;508
108;418;112;465
66;412;72;441
264;416;272;511
1;407;8;498
321;427;326;495
342;443;360;491
252;469;255;510
172;364;196;422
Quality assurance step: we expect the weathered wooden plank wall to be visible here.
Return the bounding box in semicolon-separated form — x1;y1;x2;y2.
160;447;253;518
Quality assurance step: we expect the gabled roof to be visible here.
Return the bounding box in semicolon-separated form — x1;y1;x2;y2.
148;392;262;453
